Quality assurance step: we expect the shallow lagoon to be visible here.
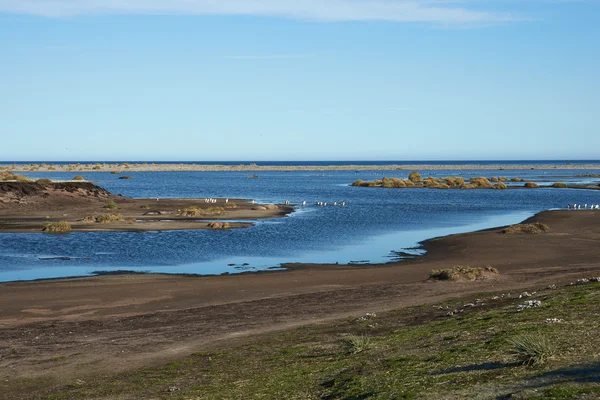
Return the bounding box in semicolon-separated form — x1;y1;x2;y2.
1;168;599;282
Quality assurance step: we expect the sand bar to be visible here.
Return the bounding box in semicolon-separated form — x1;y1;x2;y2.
4;162;600;172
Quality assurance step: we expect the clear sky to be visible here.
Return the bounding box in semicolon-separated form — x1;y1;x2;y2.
1;1;599;161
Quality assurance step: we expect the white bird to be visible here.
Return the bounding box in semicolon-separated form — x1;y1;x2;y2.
333;202;337;206
341;201;345;206
302;200;306;206
225;198;229;204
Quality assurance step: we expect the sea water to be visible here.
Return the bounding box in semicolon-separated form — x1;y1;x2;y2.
0;167;599;282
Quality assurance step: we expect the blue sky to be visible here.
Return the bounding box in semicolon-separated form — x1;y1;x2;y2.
1;1;598;161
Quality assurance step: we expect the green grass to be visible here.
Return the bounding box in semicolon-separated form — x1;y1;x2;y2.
10;281;600;400
508;334;556;366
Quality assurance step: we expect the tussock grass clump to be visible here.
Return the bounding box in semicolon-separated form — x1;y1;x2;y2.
551;182;567;188
511;177;524;182
491;176;499;182
343;335;374;355
499;176;507;181
207;221;231;230
42;221;71;234
104;200;118;210
502;223;550;234
493;182;508;190
429;266;499;281
14;174;30;182
72;176;86;181
36;178;53;185
179;206;225;217
83;214;125;224
110;171;121;174
225;202;237;208
524;182;539;188
0;171;15;181
443;177;465;187
470;177;493;188
408;171;421;183
508;334;555;366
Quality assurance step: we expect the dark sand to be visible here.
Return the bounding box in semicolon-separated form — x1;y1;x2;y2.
0;181;291;232
1;210;600;390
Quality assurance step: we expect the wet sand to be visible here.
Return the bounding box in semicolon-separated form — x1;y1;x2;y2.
1;210;600;389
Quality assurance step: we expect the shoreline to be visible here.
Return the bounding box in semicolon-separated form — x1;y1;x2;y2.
0;181;294;233
2;209;600;392
3;162;600;172
0;208;590;283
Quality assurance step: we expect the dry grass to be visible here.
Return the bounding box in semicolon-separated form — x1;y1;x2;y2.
429;266;499;281
524;182;539;188
551;182;567;188
225;202;237;208
207;221;231;230
265;204;279;210
502;223;550;234
104;200;118;210
36;178;53;185
493;182;508;190
72;176;86;181
42;221;71;234
0;171;15;181
179;206;225;217
82;214;127;224
470;177;493;188
408;171;421;182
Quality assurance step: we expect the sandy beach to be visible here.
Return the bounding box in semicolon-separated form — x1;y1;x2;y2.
1;209;599;397
3;162;600;172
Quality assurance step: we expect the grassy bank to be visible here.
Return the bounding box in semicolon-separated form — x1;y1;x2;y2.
16;279;600;400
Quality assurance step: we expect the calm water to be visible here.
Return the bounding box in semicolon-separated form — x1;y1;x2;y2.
1;168;599;282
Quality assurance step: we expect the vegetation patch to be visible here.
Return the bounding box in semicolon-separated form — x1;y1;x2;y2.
508;334;555;366
72;176;86;181
502;223;550;235
524;182;539;188
225;202;237;208
207;221;231;230
36;178;53;185
343;335;374;354
42;221;71;234
104;200;118;210
551;182;567;188
179;206;225;217
429;266;499;281
82;214;128;224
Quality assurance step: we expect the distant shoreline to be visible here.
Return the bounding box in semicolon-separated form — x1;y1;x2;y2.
4;162;600;172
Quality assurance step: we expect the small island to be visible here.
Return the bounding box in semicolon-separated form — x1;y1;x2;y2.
0;172;291;233
351;171;600;190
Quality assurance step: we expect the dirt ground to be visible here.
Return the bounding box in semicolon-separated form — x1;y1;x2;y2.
1;210;600;397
